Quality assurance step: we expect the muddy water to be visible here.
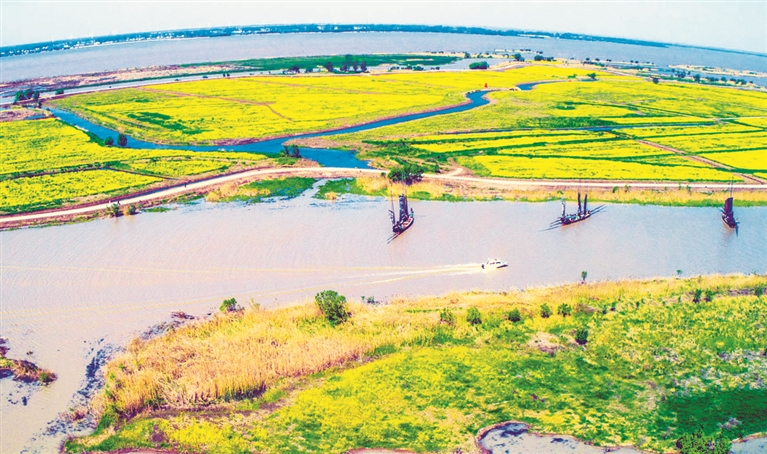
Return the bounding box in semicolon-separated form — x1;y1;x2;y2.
2;188;766;452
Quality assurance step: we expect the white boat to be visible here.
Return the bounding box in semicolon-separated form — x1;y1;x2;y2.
482;258;508;269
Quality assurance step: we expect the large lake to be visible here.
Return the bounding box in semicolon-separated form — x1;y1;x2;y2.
2;32;766;83
2;187;766;452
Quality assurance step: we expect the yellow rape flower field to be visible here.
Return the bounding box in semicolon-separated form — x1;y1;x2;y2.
0;118;266;213
4;63;767;215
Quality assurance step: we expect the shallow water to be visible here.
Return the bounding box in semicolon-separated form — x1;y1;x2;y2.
2;188;766;452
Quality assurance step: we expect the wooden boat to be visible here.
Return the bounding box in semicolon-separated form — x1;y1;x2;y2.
548;192;605;229
721;183;738;229
390;193;414;235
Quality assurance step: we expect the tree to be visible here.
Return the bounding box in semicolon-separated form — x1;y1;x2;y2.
290;144;301;158
581;270;588;283
469;61;489;70
315;290;349;325
104;136;115;146
652;77;659;84
587;73;597;81
305;66;313;73
557;303;572;317
693;74;701;83
106;203;121;217
360;61;367;72
540;304;551;318
340;63;348;72
324;62;334;72
117;133;128;147
55;88;65;95
220;297;238;313
289;65;300;73
466;307;482;325
387;163;423;185
513;53;523;62
32;91;40;102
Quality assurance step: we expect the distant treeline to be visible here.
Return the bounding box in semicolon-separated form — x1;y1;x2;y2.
188;54;460;72
1;23;673;58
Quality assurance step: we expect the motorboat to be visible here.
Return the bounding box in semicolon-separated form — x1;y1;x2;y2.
482;258;508;269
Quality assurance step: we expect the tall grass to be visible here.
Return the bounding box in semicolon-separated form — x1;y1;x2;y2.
100;274;766;420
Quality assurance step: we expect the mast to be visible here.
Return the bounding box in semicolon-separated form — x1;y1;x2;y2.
583;194;588;213
577;192;582;216
399;194;409;223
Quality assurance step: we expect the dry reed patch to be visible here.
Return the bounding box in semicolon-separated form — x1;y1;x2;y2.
105;303;439;415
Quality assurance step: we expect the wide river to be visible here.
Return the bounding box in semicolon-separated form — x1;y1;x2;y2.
2;32;766;84
2;185;766;452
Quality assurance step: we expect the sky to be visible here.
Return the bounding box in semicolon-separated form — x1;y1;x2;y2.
1;1;766;54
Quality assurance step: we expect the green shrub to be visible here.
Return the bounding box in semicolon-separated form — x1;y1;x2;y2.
540;304;551;318
704;289;716;302
439;308;455;325
220;298;238;313
314;290;349;325
469;61;489;70
676;428;731;454
466;307;482;325
557;303;572;317
507;308;522;323
575;328;589;345
755;285;764;297
692;289;703;303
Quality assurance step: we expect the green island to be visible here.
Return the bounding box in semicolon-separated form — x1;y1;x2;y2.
64;274;767;453
2;58;767;217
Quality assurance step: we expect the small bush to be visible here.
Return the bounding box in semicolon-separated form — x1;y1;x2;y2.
557;303;572;317
540;304;551;318
754;285;763;297
466;307;482;325
575;328;589;345
469;61;489;70
676;428;731;454
692;289;703;303
507;308;522;323
439;308;455;325
315;290;349;325
704;289;716;302
220;298;238;313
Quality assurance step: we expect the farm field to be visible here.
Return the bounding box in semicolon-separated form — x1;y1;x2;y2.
0;118;266;213
48;65;612;145
64;274;767;454
0;170;162;213
303;75;767;181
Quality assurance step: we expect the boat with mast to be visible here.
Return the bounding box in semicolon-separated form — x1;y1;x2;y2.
548;191;605;229
721;181;738;229
389;193;414;237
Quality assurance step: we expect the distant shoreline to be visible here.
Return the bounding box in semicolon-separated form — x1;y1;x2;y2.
3;23;765;59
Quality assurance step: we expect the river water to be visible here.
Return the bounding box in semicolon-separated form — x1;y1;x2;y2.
2;32;766;84
2;186;766;452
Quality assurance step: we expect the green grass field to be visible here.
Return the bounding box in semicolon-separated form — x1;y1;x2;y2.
64;275;767;454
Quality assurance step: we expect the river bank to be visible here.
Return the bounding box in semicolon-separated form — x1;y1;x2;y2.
61;274;767;453
3;167;767;230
